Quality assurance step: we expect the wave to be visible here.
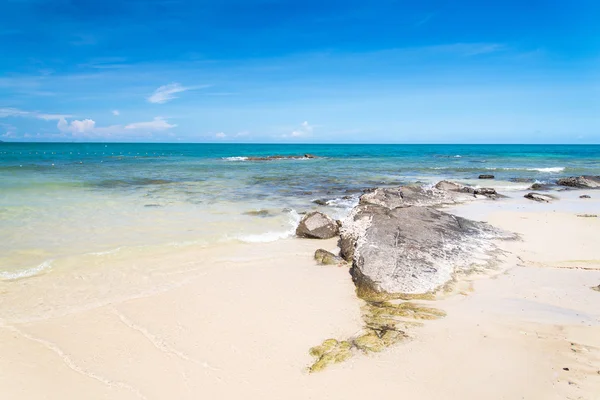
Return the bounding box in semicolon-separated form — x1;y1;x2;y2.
0;260;53;281
222;156;249;161
484;167;565;173
236;209;301;243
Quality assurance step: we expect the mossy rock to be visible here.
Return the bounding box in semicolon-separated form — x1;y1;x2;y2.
308;339;353;373
314;249;345;266
365;301;446;321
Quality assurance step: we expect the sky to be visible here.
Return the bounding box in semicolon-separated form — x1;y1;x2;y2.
0;0;599;143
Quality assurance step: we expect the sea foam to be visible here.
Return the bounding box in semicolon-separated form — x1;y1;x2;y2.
0;260;53;281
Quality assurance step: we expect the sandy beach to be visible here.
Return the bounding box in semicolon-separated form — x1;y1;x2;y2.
1;188;599;400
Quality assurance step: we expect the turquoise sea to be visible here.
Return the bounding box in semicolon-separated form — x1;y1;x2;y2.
1;143;599;280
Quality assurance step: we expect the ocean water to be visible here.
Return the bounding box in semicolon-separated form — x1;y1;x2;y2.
1;143;599;280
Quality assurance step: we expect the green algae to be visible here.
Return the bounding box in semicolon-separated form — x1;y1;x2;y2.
308;300;445;372
308;339;353;372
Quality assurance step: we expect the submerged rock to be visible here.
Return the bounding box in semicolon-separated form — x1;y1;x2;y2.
314;249;344;265
524;192;554;203
243;209;272;217
479;174;495;179
340;204;512;300
557;176;600;189
530;183;552;191
296;211;339;239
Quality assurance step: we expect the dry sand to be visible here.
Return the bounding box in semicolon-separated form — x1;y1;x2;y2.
1;190;599;399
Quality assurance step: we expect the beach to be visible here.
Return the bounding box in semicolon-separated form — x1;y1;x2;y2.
1;144;600;399
1;179;600;399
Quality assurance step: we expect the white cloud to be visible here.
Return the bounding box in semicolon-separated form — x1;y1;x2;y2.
0;107;71;120
285;121;314;138
57;117;96;134
112;110;120;116
147;82;211;104
215;132;226;138
125;117;177;131
148;83;189;104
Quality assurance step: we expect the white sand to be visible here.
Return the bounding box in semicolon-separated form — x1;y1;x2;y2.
1;190;599;399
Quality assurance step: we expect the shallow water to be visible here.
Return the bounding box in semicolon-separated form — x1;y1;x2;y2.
1;143;599;279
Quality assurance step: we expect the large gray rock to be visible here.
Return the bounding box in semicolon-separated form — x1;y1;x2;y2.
296;211;339;239
359;184;473;209
557;176;600;189
340;204;513;300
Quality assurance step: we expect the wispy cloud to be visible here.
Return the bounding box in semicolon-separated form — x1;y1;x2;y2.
0;107;72;120
282;121;314;138
125;117;177;130
112;110;120;116
215;132;226;138
148;83;189;104
415;13;436;27
147;82;209;104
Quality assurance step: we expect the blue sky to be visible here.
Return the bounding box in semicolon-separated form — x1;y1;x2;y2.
1;0;598;143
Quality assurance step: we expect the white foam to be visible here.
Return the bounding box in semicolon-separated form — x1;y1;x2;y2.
528;167;565;173
236;209;301;243
0;260;53;281
222;156;249;161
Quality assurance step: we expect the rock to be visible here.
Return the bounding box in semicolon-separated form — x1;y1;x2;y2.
592;285;600;292
510;178;535;183
312;199;328;206
314;249;344;265
524;192;554;203
479;174;495;179
304;153;316;159
580;195;591;199
434;180;475;194
296;211;339;239
577;214;597;218
246;154;318;161
359;184;472;210
529;183;551;191
340;204;513;300
474;188;497;197
243;209;272;217
557;176;600;189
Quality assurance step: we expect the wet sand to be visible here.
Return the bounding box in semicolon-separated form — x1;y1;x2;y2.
1;190;599;399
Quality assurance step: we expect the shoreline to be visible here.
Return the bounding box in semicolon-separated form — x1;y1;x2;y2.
1;184;599;399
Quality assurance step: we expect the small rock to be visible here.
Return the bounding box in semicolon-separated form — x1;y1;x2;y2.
580;195;591;199
563;367;570;371
529;183;551;191
312;199;328;206
592;285;600;292
475;188;497;197
304;153;317;159
243;209;271;217
524;192;553;203
479;174;495;179
314;249;344;265
296;211;340;239
577;214;597;218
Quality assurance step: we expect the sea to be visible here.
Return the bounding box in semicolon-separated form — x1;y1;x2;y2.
1;143;599;281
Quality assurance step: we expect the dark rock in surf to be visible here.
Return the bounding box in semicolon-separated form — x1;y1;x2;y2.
557;176;600;189
580;195;591;199
524;192;554;203
479;174;495;179
296;211;339;239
